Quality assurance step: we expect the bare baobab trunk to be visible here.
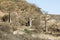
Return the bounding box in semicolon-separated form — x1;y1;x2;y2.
45;13;48;32
9;12;10;23
29;18;34;28
29;18;32;28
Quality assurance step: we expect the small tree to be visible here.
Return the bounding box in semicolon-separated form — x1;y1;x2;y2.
44;12;48;32
42;10;48;32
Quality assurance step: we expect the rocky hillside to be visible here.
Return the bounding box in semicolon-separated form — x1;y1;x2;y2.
50;14;60;22
0;0;60;40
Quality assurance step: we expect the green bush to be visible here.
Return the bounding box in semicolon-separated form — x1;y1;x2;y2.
23;28;30;33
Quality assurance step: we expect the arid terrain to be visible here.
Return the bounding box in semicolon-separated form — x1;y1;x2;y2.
0;0;60;40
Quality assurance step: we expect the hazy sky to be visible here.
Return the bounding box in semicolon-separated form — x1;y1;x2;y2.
26;0;60;14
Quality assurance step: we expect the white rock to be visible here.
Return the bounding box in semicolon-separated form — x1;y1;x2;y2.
13;30;25;35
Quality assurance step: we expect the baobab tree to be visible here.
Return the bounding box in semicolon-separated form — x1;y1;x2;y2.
44;12;48;32
9;12;10;23
43;10;48;32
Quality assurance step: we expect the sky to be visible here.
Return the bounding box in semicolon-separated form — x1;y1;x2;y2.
26;0;60;14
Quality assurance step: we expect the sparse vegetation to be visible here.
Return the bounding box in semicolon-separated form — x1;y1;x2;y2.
0;0;60;40
23;28;30;33
1;15;9;22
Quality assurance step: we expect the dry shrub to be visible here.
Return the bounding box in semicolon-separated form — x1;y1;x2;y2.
0;22;11;33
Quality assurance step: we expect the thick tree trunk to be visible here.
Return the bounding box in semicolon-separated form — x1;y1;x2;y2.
9;12;11;23
29;18;32;28
45;13;48;32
